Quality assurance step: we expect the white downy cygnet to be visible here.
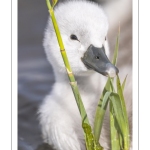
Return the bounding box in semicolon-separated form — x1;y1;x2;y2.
39;1;131;150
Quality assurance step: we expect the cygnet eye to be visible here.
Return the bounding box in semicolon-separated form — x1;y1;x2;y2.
70;34;79;41
95;56;100;60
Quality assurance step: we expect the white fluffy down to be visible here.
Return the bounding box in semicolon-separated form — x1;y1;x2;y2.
38;1;132;150
43;0;109;76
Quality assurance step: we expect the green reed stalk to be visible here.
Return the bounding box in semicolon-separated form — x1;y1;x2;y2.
46;0;89;125
109;26;121;150
45;1;103;150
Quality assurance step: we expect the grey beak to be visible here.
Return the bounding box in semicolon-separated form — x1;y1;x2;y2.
81;45;119;78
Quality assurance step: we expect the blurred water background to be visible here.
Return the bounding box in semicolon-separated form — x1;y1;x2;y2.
18;0;132;149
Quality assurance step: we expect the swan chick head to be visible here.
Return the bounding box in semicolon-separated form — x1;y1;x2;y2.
44;1;111;76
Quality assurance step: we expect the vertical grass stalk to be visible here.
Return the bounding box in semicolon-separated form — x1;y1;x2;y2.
45;0;103;149
109;26;121;150
46;0;89;125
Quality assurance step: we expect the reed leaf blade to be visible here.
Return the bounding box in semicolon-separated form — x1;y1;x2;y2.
116;75;130;149
112;25;120;66
110;101;121;150
94;78;111;142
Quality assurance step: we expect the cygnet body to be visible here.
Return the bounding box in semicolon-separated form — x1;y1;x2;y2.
39;1;131;150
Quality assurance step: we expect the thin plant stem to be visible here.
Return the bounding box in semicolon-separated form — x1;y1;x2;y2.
45;1;103;150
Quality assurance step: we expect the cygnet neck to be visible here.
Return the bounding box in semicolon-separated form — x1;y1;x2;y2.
53;69;101;93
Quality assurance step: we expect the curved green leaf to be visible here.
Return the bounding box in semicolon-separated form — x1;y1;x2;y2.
94;78;111;142
110;92;129;150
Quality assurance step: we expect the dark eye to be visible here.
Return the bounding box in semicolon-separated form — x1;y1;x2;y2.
95;56;100;59
70;34;78;41
105;37;107;41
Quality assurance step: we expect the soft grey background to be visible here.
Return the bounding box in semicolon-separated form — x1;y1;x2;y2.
18;0;132;149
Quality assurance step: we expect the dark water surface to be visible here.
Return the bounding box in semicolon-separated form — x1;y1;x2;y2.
18;1;55;149
18;0;132;150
